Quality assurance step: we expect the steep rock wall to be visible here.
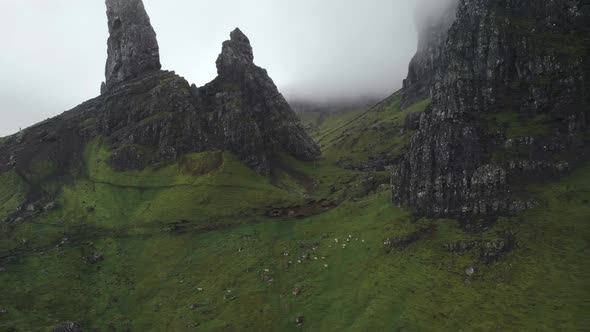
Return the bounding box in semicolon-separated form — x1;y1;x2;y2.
393;0;590;218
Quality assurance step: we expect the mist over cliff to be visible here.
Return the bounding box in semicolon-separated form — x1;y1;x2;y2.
413;0;458;33
0;0;466;136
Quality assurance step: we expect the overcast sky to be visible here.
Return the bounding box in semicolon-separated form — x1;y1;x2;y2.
0;0;450;137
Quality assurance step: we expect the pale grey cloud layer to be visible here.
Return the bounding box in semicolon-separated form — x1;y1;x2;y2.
0;0;450;136
414;0;458;30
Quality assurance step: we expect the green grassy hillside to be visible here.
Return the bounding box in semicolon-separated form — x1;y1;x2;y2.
0;97;589;331
304;95;430;167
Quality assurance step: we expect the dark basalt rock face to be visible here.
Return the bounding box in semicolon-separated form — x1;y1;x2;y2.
104;0;161;91
0;1;319;185
198;28;321;173
216;28;255;73
393;0;590;218
401;1;458;108
97;70;208;170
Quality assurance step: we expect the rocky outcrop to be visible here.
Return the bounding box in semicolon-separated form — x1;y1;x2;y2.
384;225;435;251
444;233;516;264
51;322;82;332
216;28;255;76
99;27;320;174
393;0;590;218
104;0;161;91
197;28;321;173
0;1;319;185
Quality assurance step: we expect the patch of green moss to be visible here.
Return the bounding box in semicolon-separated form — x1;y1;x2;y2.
0;171;27;218
135;112;173;128
534;30;589;58
178;152;224;176
72;138;306;229
78;117;97;130
494;8;589;60
24;159;59;185
484;112;552;139
490;145;530;164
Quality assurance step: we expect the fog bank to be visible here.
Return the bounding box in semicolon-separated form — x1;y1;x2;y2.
0;0;457;136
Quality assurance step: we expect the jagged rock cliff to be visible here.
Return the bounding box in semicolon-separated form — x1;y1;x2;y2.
0;0;320;188
197;28;321;173
100;26;320;174
393;0;590;218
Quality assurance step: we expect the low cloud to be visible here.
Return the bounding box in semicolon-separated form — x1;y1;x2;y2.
0;0;460;136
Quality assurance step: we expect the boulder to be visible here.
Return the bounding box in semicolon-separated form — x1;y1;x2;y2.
44;201;58;211
87;253;104;264
51;322;82;332
186;322;200;329
295;315;304;326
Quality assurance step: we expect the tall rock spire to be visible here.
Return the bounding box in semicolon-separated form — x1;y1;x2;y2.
104;0;161;91
206;28;321;173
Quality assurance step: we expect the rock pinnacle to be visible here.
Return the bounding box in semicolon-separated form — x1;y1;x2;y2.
104;0;161;91
216;28;255;76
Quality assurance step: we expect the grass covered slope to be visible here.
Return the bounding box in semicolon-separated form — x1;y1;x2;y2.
0;101;589;331
0;171;27;218
302;94;431;169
